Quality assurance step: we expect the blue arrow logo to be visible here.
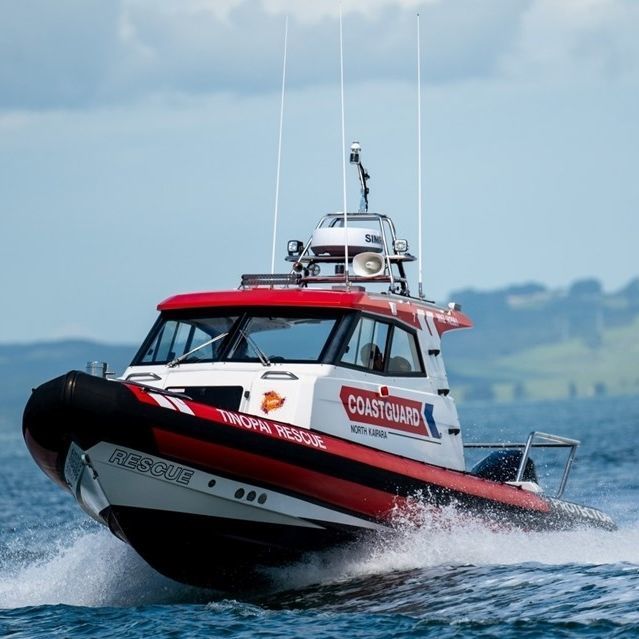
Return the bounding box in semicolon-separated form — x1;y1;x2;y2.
423;403;441;439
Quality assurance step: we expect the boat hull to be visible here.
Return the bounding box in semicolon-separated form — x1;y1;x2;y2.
23;371;616;589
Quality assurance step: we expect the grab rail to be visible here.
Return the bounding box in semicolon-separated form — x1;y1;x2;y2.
464;431;580;498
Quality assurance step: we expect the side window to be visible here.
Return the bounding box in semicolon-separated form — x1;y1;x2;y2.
339;316;425;376
170;321;193;361
341;317;389;373
142;320;189;363
144;320;179;363
387;326;424;375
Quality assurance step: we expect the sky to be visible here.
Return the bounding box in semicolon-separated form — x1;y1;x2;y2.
0;0;638;344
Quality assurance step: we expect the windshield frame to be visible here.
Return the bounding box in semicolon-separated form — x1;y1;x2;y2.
130;307;347;367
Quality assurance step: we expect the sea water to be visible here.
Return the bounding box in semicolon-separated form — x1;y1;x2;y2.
1;396;638;638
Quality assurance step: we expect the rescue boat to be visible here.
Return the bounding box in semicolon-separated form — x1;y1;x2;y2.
23;145;615;590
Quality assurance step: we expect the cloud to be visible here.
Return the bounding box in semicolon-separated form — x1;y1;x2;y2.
83;0;532;101
501;0;639;82
0;0;636;112
0;0;121;109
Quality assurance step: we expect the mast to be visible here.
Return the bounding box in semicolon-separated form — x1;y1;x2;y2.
416;13;424;299
339;6;350;286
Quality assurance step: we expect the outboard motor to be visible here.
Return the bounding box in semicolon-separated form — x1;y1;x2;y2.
471;449;538;483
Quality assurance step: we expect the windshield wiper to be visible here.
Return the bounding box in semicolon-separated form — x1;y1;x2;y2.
167;332;229;368
239;329;271;367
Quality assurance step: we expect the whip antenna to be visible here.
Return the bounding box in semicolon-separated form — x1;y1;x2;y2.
270;16;288;274
339;6;350;286
416;13;424;299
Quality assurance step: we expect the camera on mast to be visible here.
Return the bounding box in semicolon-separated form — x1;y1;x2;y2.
349;141;361;165
348;140;370;212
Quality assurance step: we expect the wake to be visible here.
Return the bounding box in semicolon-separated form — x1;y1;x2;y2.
2;507;638;608
265;505;639;590
0;528;203;609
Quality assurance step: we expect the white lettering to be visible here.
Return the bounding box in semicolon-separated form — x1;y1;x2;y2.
346;391;424;430
259;421;272;434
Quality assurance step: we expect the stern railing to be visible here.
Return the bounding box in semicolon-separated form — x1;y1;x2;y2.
464;431;580;498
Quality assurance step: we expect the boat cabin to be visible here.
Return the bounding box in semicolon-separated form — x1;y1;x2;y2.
122;270;472;472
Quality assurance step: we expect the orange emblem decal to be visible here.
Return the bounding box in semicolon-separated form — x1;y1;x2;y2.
261;391;286;414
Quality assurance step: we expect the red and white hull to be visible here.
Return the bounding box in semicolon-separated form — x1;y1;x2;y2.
23;371;615;589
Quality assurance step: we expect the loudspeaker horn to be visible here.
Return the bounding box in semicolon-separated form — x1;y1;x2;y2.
352;252;385;277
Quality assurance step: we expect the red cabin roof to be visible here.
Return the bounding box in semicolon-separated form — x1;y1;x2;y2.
158;288;472;335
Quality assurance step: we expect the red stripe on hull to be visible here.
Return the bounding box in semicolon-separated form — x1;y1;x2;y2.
128;385;549;513
153;428;407;522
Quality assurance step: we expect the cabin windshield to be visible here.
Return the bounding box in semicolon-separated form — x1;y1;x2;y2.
133;310;342;365
226;316;337;363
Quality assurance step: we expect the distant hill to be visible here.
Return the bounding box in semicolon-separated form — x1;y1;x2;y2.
444;277;639;401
